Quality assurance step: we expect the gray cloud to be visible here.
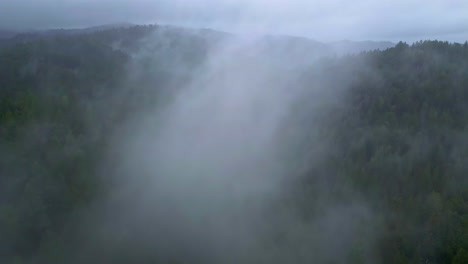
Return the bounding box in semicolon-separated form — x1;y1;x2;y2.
1;0;467;42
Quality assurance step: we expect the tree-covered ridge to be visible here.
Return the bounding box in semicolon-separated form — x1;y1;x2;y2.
359;41;468;264
0;25;466;264
294;40;468;264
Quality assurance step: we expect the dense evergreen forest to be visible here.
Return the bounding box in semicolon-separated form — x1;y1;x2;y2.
0;25;467;264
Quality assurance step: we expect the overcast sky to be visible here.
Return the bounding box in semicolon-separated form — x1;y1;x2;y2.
0;0;467;42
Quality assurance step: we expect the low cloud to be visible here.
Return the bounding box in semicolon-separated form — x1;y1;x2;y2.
1;0;467;41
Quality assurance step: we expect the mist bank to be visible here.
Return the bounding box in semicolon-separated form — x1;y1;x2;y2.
2;0;468;42
0;25;467;264
0;24;397;55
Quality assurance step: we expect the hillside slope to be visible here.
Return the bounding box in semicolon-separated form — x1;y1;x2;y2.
0;26;466;264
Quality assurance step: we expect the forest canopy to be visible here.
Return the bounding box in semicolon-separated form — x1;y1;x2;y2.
0;25;467;264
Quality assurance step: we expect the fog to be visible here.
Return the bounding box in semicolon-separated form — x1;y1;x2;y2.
1;1;466;263
44;29;378;264
1;0;468;41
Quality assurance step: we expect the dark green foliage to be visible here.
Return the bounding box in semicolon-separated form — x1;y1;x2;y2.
0;26;160;263
0;25;216;263
290;41;468;264
0;25;467;264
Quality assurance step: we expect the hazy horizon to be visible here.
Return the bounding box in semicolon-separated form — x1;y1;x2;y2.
1;0;467;42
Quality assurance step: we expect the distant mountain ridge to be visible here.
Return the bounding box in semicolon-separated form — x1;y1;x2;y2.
0;23;135;41
0;23;395;54
330;40;396;54
0;30;18;39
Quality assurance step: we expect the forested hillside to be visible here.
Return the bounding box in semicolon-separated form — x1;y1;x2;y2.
0;25;467;264
285;41;468;264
